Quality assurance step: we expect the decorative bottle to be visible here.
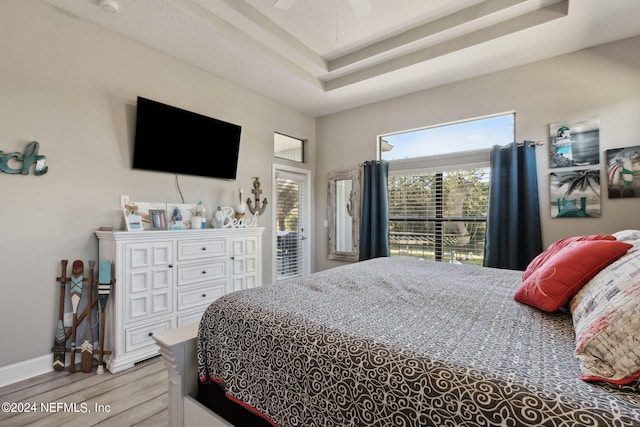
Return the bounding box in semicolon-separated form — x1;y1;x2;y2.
214;207;224;228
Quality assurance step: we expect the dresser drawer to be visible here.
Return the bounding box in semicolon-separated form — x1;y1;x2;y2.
177;309;208;327
177;281;226;311
178;238;226;261
178;260;227;286
125;318;174;352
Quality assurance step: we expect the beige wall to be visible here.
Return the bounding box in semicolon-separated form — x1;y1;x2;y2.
0;0;315;369
315;36;640;272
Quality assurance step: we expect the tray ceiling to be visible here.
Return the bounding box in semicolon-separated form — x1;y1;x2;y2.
45;0;640;116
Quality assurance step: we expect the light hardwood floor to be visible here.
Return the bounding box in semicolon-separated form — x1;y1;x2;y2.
0;357;168;427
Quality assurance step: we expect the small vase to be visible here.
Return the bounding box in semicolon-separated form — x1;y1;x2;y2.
235;202;247;220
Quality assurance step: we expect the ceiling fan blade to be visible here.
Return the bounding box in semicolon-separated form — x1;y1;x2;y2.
347;0;372;18
274;0;299;10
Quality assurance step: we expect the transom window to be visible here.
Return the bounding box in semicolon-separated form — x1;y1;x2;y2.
274;133;304;163
380;113;515;265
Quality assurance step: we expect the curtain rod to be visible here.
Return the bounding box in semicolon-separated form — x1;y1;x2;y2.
518;140;545;147
365;140;545;166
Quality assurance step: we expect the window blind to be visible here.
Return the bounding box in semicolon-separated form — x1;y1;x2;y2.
388;153;490;264
275;172;305;279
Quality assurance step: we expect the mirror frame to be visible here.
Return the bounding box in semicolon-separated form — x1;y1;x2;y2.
327;169;360;261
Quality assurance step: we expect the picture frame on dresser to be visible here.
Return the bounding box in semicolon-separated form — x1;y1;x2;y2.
123;204;144;231
167;203;196;229
123;201;168;230
149;209;167;230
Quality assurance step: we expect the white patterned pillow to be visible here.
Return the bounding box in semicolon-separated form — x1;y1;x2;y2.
612;229;640;253
569;230;640;385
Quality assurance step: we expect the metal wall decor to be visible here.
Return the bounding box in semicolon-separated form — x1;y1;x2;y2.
1;141;48;175
247;177;268;216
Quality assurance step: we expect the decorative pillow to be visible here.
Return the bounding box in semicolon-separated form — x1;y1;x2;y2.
612;229;640;254
522;234;616;281
514;240;632;312
570;237;640;385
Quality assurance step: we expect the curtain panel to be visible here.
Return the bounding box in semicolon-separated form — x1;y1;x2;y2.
360;160;390;261
484;142;542;270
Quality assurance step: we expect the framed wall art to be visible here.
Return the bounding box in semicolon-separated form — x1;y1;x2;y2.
549;168;601;218
606;145;640;198
549;116;600;168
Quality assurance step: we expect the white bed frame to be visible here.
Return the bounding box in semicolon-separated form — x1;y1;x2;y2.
153;323;233;427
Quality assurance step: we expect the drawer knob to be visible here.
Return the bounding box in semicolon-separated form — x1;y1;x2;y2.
148;332;154;337
202;247;207;251
202;293;207;298
202;270;207;274
168;264;173;268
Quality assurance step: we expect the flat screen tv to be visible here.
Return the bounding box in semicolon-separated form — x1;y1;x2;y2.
133;96;241;180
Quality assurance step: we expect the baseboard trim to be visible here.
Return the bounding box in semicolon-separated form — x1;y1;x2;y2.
0;354;52;388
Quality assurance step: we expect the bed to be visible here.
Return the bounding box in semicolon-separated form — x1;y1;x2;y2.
154;230;640;427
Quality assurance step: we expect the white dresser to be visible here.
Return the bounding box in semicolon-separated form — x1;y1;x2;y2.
95;227;264;373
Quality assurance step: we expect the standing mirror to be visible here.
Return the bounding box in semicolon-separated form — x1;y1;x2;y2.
328;169;360;261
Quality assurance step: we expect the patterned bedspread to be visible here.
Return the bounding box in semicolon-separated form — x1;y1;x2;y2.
197;257;640;427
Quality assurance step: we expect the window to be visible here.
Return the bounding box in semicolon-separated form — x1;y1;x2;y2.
274;133;304;162
380;114;515;265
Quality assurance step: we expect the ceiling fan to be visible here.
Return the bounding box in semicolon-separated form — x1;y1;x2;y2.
274;0;373;18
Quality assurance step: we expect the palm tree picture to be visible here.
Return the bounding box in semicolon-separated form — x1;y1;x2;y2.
549;168;601;218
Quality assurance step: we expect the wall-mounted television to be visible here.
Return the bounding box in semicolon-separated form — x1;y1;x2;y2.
133;96;241;180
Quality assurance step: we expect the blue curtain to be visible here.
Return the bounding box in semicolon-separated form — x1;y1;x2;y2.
484;142;542;270
360;160;390;261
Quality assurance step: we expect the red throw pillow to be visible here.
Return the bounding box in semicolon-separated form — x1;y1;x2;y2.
514;240;632;312
522;234;616;281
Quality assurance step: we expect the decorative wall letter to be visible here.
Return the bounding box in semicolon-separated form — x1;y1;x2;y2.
0;141;48;175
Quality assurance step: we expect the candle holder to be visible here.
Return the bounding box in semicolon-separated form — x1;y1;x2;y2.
247;177;268;216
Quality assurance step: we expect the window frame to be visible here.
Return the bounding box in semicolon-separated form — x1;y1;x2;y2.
274;132;305;163
380;113;515;263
